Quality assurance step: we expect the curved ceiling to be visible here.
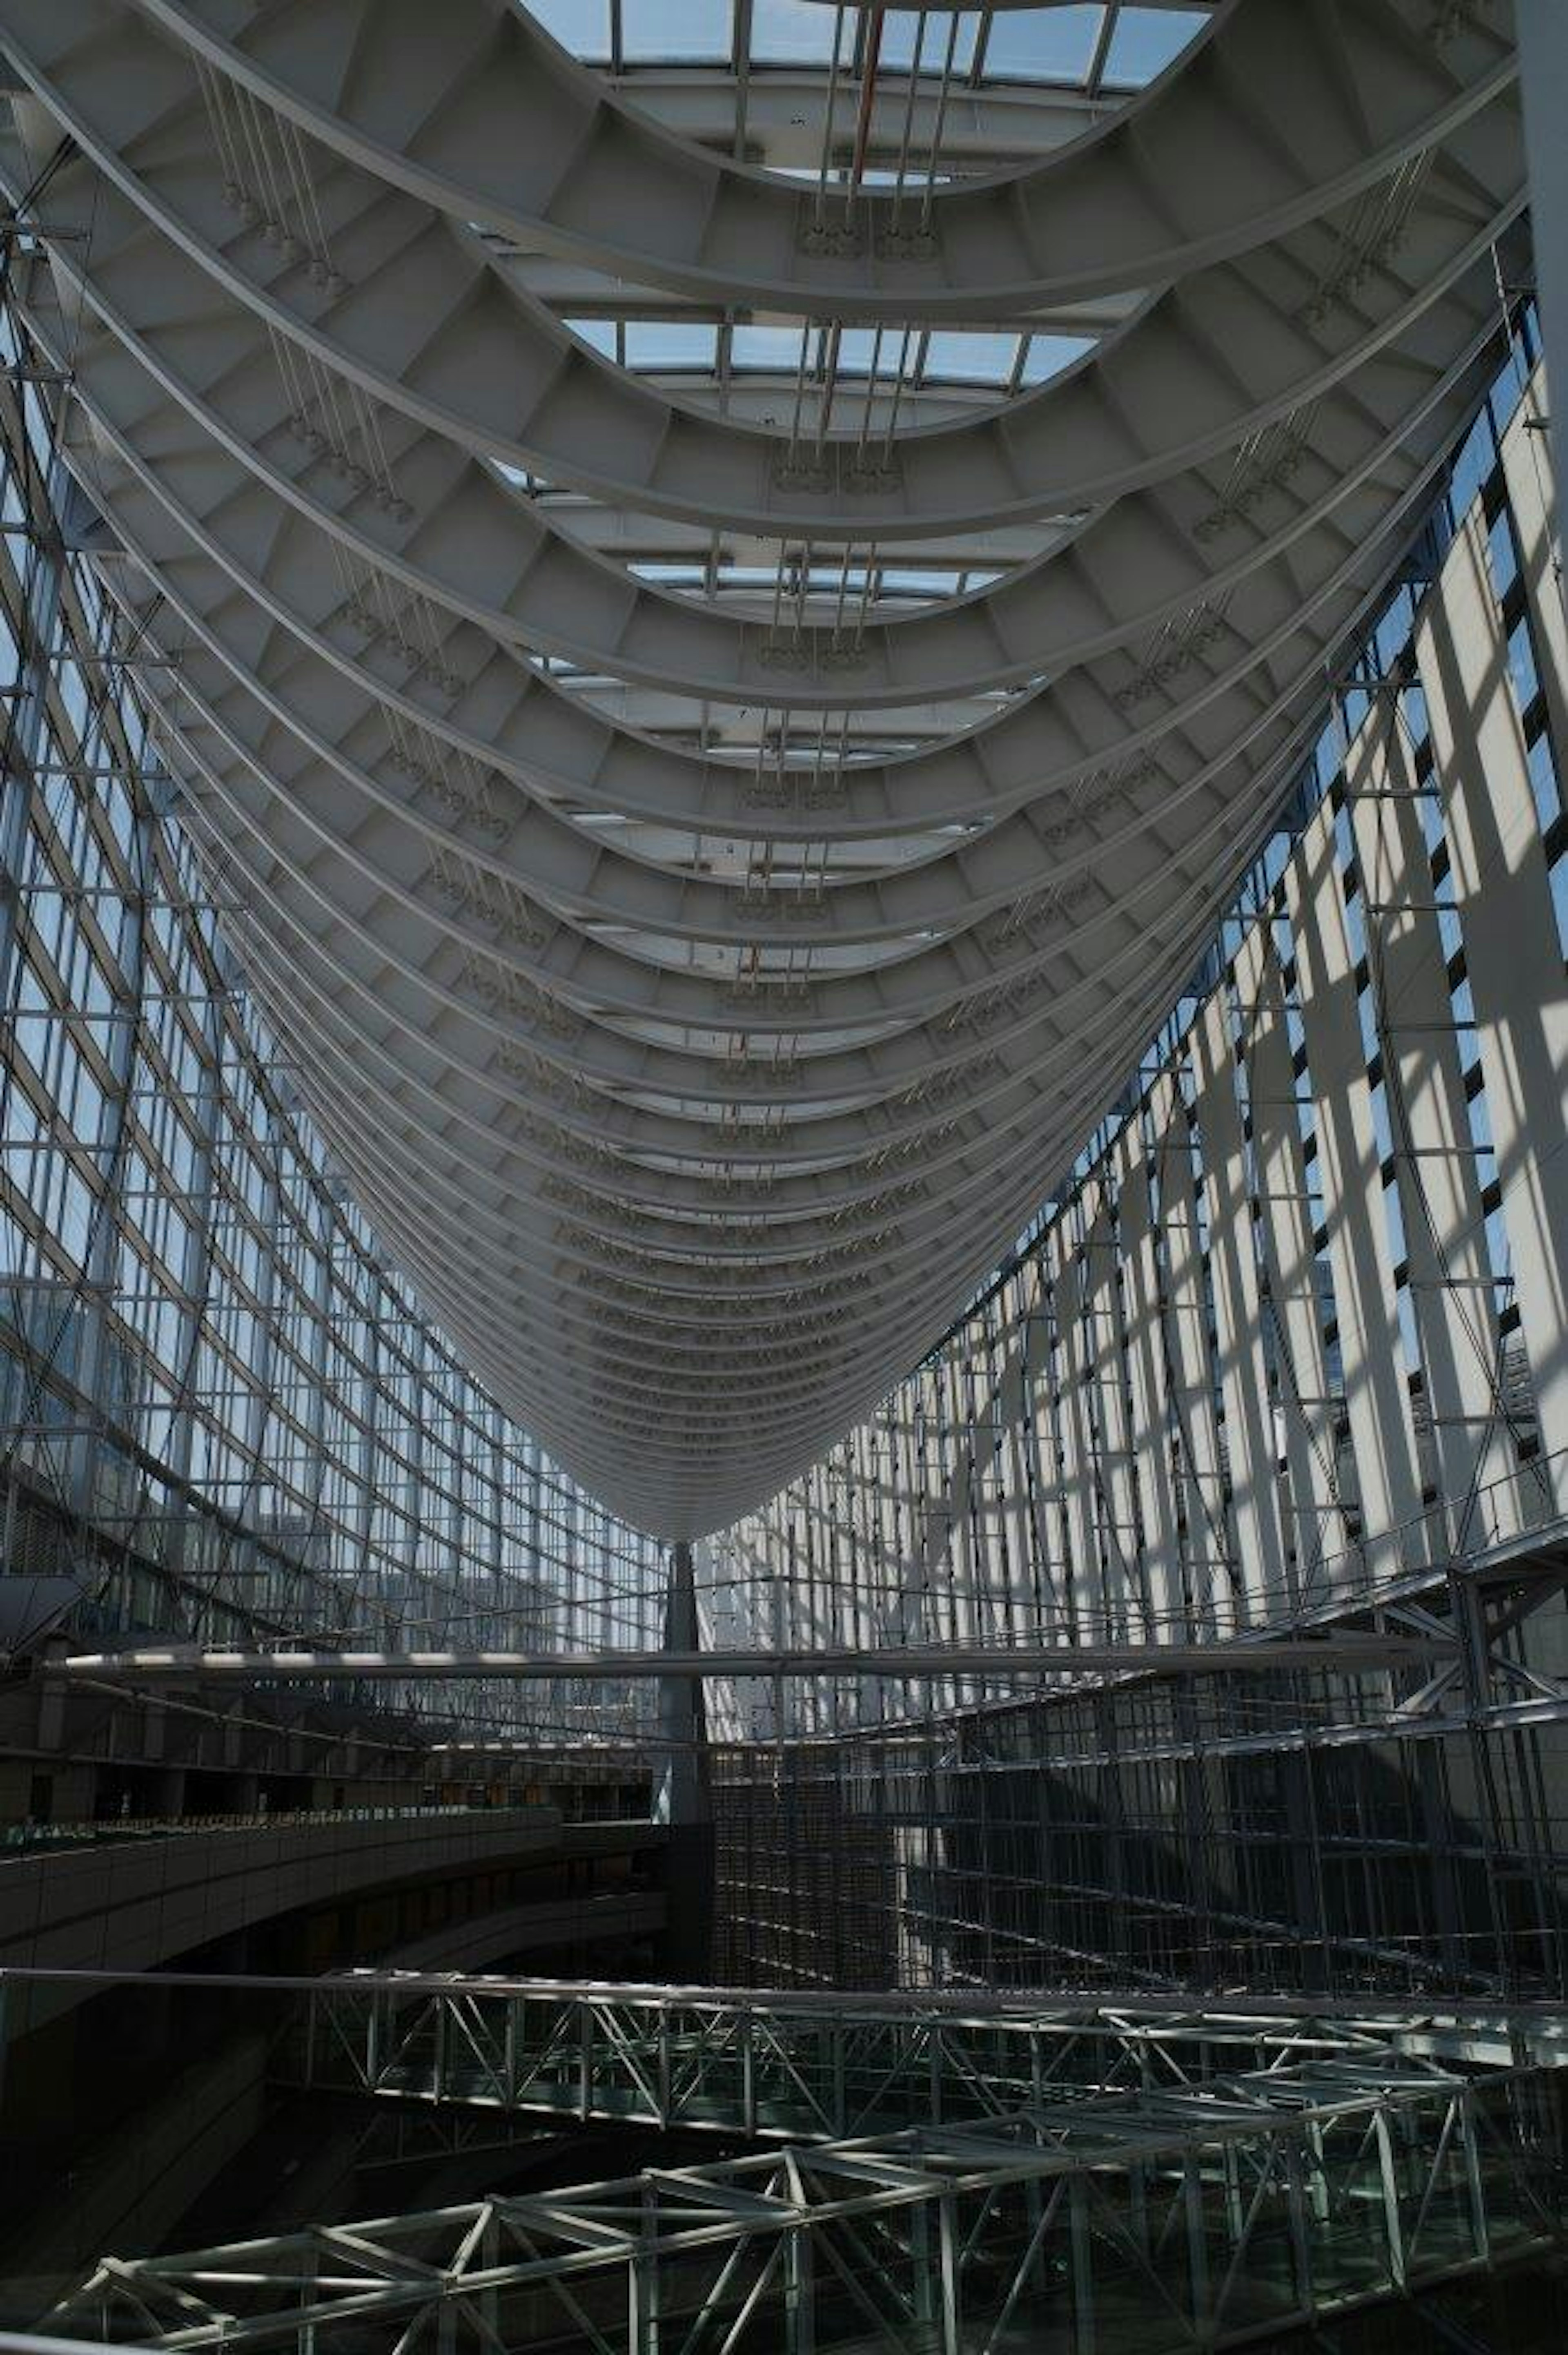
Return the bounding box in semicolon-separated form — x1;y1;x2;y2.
0;0;1526;1535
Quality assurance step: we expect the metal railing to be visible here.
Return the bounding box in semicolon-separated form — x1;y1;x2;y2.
0;1799;551;1856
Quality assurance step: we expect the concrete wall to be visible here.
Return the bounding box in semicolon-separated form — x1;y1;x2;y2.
0;2032;270;2319
381;1889;667;1970
0;1811;666;2017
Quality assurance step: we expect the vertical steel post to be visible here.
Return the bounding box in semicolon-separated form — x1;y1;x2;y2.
631;2180;661;2355
1517;0;1568;520
938;2192;961;2355
1184;2145;1212;2341
656;1539;714;1975
784;2210;815;2355
0;355;68;1008
1374;2108;1408;2293
1069;2172;1095;2355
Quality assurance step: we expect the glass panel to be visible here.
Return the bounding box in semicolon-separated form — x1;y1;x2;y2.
731;323;808;372
879;9;982;75
1019;332;1093;386
983;5;1105;85
622;319;720;370
1102;4;1211;87
521;0;612;60
749;0;844;65
922;329;1020;385
621;0;733;62
563;315;619;359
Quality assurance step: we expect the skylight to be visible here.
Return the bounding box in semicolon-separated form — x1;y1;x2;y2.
519;2;1216;100
980;7;1105;86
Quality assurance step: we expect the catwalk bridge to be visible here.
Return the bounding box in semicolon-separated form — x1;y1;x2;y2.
17;1970;1564;2355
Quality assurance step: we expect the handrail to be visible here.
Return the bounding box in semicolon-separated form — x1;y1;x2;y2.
0;1798;552;1855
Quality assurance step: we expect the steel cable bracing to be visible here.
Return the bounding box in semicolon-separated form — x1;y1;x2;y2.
0;0;1535;1533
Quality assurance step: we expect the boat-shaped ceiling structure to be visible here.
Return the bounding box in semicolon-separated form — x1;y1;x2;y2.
0;0;1527;1533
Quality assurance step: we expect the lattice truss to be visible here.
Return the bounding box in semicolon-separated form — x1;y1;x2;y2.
286;1975;1560;2136
49;1982;1568;2355
0;0;1532;1534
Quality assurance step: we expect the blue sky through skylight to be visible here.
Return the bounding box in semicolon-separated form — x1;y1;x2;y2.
521;2;1214;97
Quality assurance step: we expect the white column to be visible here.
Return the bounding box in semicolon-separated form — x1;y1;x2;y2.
1051;1230;1103;1639
1113;1119;1182;1641
1418;495;1568;1519
1517;0;1568;511
1083;1176;1143;1641
1286;814;1427;1579
1020;1263;1073;1638
1234;925;1340;1598
1193;990;1290;1623
1147;1069;1231;1636
1346;709;1508;1541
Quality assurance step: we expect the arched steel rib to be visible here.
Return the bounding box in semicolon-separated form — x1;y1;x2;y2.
185;910;1239;1515
0;0;1524;1528
51;330;1488;1224
0;33;1522;547
47;289;1499;963
118;0;1513;315
17;189;1513;861
145;670;1263;1247
26;195;1523;725
217;913;1206;1383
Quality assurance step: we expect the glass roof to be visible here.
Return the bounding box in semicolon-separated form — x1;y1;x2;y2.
500;5;1219;947
523;4;1215;95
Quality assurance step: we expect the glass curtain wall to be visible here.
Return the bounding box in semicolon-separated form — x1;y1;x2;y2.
0;273;666;1741
702;316;1568;1739
701;323;1568;2000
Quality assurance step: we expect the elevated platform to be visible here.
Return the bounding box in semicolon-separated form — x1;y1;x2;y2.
23;1973;1564;2355
0;1815;666;2019
287;1971;1568;2141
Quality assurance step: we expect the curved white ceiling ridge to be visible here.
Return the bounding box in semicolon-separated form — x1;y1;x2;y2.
0;0;1527;1532
118;0;1512;309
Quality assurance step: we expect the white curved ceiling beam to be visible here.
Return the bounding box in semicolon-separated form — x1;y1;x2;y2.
32;217;1521;726
0;0;1529;1531
33;232;1507;890
20;208;1513;859
115;0;1513;314
50;304;1496;962
189;947;1226;1505
55;318;1488;1234
0;43;1521;544
158;718;1247;1264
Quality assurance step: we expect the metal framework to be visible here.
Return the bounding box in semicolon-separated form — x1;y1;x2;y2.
42;2040;1567;2354
0;0;1533;1531
0;17;1564;2342
701;333;1568;1724
288;1972;1568;2141
0;260;667;1737
703;1524;1568;1998
689;335;1568;1997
